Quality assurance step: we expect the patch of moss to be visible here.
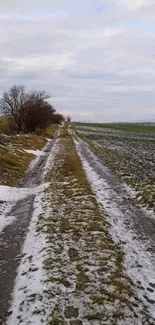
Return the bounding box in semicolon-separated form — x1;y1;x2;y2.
87;221;104;232
90;295;104;305
86;313;103;321
76;265;89;291
59;219;72;233
49;317;65;325
64;306;79;319
68;248;79;262
70;321;82;325
48;277;71;288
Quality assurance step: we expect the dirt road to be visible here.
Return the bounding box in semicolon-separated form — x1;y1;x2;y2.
0;126;155;324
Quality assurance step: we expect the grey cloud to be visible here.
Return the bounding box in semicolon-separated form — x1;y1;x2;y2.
0;0;155;121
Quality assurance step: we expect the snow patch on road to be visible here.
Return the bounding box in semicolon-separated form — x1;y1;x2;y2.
0;203;15;232
0;183;49;233
42;135;60;178
73;135;155;320
26;135;55;172
24;149;46;156
0;183;49;202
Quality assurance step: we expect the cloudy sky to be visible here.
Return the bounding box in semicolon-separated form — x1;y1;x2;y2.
0;0;155;122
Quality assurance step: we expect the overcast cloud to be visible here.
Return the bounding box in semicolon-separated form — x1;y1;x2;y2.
0;0;155;122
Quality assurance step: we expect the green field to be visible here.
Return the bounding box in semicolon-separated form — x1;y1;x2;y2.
74;122;155;133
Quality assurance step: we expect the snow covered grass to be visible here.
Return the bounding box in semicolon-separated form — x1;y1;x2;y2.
75;125;155;211
39;127;153;324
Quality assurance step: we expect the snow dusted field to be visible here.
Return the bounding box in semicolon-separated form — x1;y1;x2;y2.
77;125;155;210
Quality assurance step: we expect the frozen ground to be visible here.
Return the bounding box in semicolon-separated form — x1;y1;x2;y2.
0;126;155;325
77;125;155;210
0;130;59;324
72;132;155;321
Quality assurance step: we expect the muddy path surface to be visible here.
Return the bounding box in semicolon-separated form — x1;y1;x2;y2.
0;130;59;325
72;132;155;320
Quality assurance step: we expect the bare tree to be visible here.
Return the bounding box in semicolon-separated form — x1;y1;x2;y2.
1;85;27;129
2;85;25;114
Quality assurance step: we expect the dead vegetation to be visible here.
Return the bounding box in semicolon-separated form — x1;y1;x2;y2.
0;122;58;186
0;116;12;134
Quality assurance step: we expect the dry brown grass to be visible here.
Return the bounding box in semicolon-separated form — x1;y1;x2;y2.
0;148;33;186
0;124;58;186
0;116;11;134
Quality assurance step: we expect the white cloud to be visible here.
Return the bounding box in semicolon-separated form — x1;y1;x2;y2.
9;53;75;72
113;0;154;10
